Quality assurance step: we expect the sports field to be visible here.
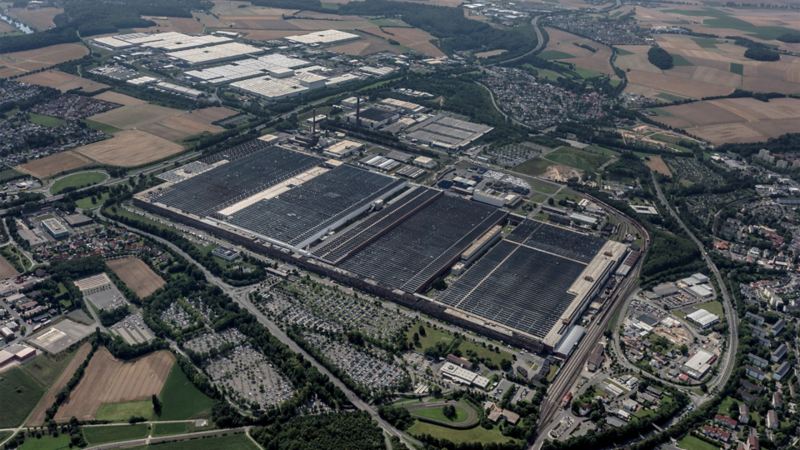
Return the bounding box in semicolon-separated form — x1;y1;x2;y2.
107;256;166;298
55;348;175;421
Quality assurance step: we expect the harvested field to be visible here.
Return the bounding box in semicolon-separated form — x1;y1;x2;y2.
140;15;205;33
16;151;93;179
74;130;184;167
18;70;108;94
54;348;175;422
0;21;15;34
0;43;88;78
27;343;92;426
645;155;672;177
650;97;800;144
93;91;146;106
0;255;19;279
544;28;618;78
88;105;231;142
107;256;166;298
6;7;63;30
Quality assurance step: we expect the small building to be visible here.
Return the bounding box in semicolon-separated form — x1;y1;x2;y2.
738;402;749;424
322;139;363;159
686;308;719;329
771;343;787;363
587;343;604;372
42;217;69;239
413;156;436;169
211;246;240;262
64;213;92;227
766;410;778;430
687;284;714;299
554;325;586;358
683;349;715;379
439;362;490;389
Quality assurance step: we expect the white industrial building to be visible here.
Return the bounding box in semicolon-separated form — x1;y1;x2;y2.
439;362;491;389
686;308;719;329
230;76;309;100
683;349;716;379
285;29;360;45
185;53;312;85
167;42;264;65
93;32;232;51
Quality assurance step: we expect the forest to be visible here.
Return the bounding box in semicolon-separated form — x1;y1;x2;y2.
251;412;384;450
647;46;673;70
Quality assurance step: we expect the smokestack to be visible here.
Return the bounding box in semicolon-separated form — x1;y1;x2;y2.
312;107;317;136
356;96;361;127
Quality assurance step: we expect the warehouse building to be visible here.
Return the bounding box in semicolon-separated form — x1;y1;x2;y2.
684;349;716;379
167;42;265;65
285;29;360;46
186;53;311;85
686;308;719;329
439;362;491;389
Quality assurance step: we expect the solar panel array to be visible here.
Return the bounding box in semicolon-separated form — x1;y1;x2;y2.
228;165;401;247
313;187;442;264
435;218;610;338
338;195;505;291
153;144;321;217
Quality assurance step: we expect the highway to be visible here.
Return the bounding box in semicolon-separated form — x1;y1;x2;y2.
97;209;422;450
651;172;737;395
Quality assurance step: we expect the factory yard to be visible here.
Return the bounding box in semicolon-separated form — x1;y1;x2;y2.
18;70;109;94
107;256;166;298
0;43;89;78
72;129;183;167
649;97;800;144
54;348;175;421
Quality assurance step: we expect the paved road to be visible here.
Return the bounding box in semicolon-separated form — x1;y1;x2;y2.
98;210;421;449
651;172;737;395
490;15;545;67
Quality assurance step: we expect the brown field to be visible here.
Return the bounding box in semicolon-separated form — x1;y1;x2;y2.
16;151;93;179
139;15;205;33
645;155;672;177
650;97;800;144
0;43;88;78
0;255;19;279
6;7;63;30
545;27;618;78
55;348;175;422
18;70;108;93
88;104;232;142
93;91;147;106
27;343;92;426
107;256;166;298
0;21;15;34
74;130;184;167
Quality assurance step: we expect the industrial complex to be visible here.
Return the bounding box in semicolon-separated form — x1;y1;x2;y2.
136;141;630;352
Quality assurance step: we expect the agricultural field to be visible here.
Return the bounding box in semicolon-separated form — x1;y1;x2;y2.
83;424;149;446
0;43;89;78
18;70;109;94
54;348;175;421
15;151;94;179
157;364;215;420
125;433;259;450
27;344;93;426
0;255;19;279
645;155;673;177
92;91;147;106
543;27;620;80
107;256;166;298
5;6;63;30
49;171;108;195
649;97;800;144
73;130;184;167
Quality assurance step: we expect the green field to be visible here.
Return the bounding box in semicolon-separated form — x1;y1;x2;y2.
514;158;553;176
716;396;737;415
539;50;574;60
573;67;602;79
84;119;121;135
407;400;478;426
678;434;719;450
96;400;154;421
407;324;512;367
408;421;515;445
83;424;149;445
50;171;108;194
151;422;207;437
672;54;693;67
657;92;687;103
730;63;743;75
693;300;724;317
692;37;718;48
158;365;215;420
544;146;611;172
126;433;258;450
16;434;72;450
527;177;560;194
0;431;11;442
0;167;24;183
663;8;793;40
29;113;64;128
76;192;110;210
0;350;78;427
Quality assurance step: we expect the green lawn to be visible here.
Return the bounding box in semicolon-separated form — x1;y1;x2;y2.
0;431;11;442
515;158;553;176
528;177;560;194
83;424;149;445
126;433;258;450
29;113;64;128
0;349;78;427
408;400;477;425
730;63;743;75
151;422;206;437
50;171;108;194
693;301;724;317
76;192;110;210
544;146;611;172
539;50;574;60
96;400;154;421
408;422;515;445
17;434;72;450
716;396;736;415
158;365;215;420
408;324;512;367
678;434;719;450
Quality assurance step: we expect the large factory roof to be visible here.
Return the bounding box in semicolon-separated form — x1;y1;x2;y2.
94;32;231;51
186;53;312;85
285;29;360;45
230;76;309;100
167;42;264;65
